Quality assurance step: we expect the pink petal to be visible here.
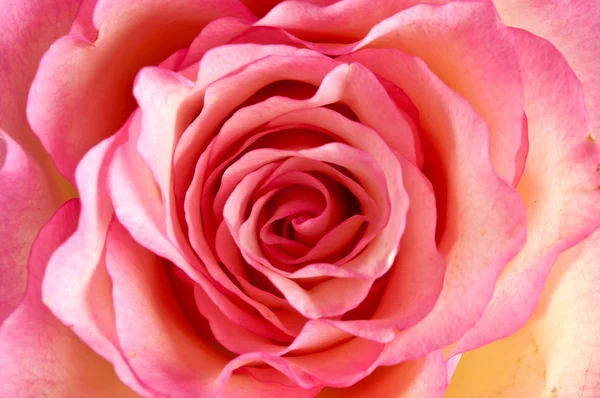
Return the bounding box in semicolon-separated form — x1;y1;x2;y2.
130;66;208;279
222;372;321;398
257;171;348;249
0;133;56;322
234;157;382;269
110;116;303;342
178;18;249;72
27;0;254;181
106;220;313;396
318;352;447;398
327;155;446;342
182;62;408;319
261;1;526;183
372;156;445;328
224;143;394;280
41;131;151;395
339;48;526;364
193;283;297;355
286;337;384;387
454;29;600;353
214;222;296;312
446;229;600;397
196;44;331;88
107;113;211;283
355;1;525;184
199;53;419;165
263;109;408;279
105;220;232;396
214;338;383;389
195;283;400;387
175;48;339;207
492;0;600;139
257;0;468;41
0;200;138;397
0;0;79;157
109;111;299;341
240;0;285;18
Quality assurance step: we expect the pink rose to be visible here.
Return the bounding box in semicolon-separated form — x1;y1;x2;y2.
1;0;599;396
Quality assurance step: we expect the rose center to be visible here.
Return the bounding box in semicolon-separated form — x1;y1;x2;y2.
258;171;364;269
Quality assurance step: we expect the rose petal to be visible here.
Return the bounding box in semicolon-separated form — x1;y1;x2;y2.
327;155;446;340
492;0;600;138
106;219;314;396
131;66;209;278
225;155;383;271
215;222;296;312
339;48;526;364
195;280;399;387
108;113;214;285
355;1;525;183
264;109;406;279
105;219;234;396
261;1;525;183
176;47;338;207
285;337;384;387
318;352;447;398
0;0;79;161
179;18;268;72
112;132;302;343
446;228;600;397
109;110;298;341
0;200;138;397
223;372;321;398
41;131;152;395
240;0;284;18
225;143;392;279
28;0;254;181
257;0;473;41
454;29;600;353
0;133;56;322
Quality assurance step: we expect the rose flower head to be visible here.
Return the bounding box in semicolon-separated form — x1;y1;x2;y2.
1;0;599;397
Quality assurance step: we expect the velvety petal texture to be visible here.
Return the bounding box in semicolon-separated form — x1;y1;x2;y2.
0;0;80;149
0;0;79;204
446;228;600;397
27;0;256;181
338;48;526;366
454;28;600;354
318;352;447;398
0;200;138;397
492;0;600;139
0;133;56;322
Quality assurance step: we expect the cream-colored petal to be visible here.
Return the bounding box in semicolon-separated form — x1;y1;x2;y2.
446;228;600;397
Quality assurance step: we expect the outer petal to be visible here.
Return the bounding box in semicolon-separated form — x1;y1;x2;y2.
0;0;77;206
0;133;56;322
318;352;447;398
446;228;600;398
0;200;139;397
257;0;487;41
338;48;526;364
454;29;600;353
105;220;316;397
0;0;79;154
41;131;153;396
492;0;600;137
261;0;525;184
27;0;255;181
105;220;230;397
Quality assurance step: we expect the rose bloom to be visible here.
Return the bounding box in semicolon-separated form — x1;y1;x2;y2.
1;0;599;396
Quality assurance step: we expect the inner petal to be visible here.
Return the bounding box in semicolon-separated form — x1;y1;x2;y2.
262;179;328;248
258;171;359;248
